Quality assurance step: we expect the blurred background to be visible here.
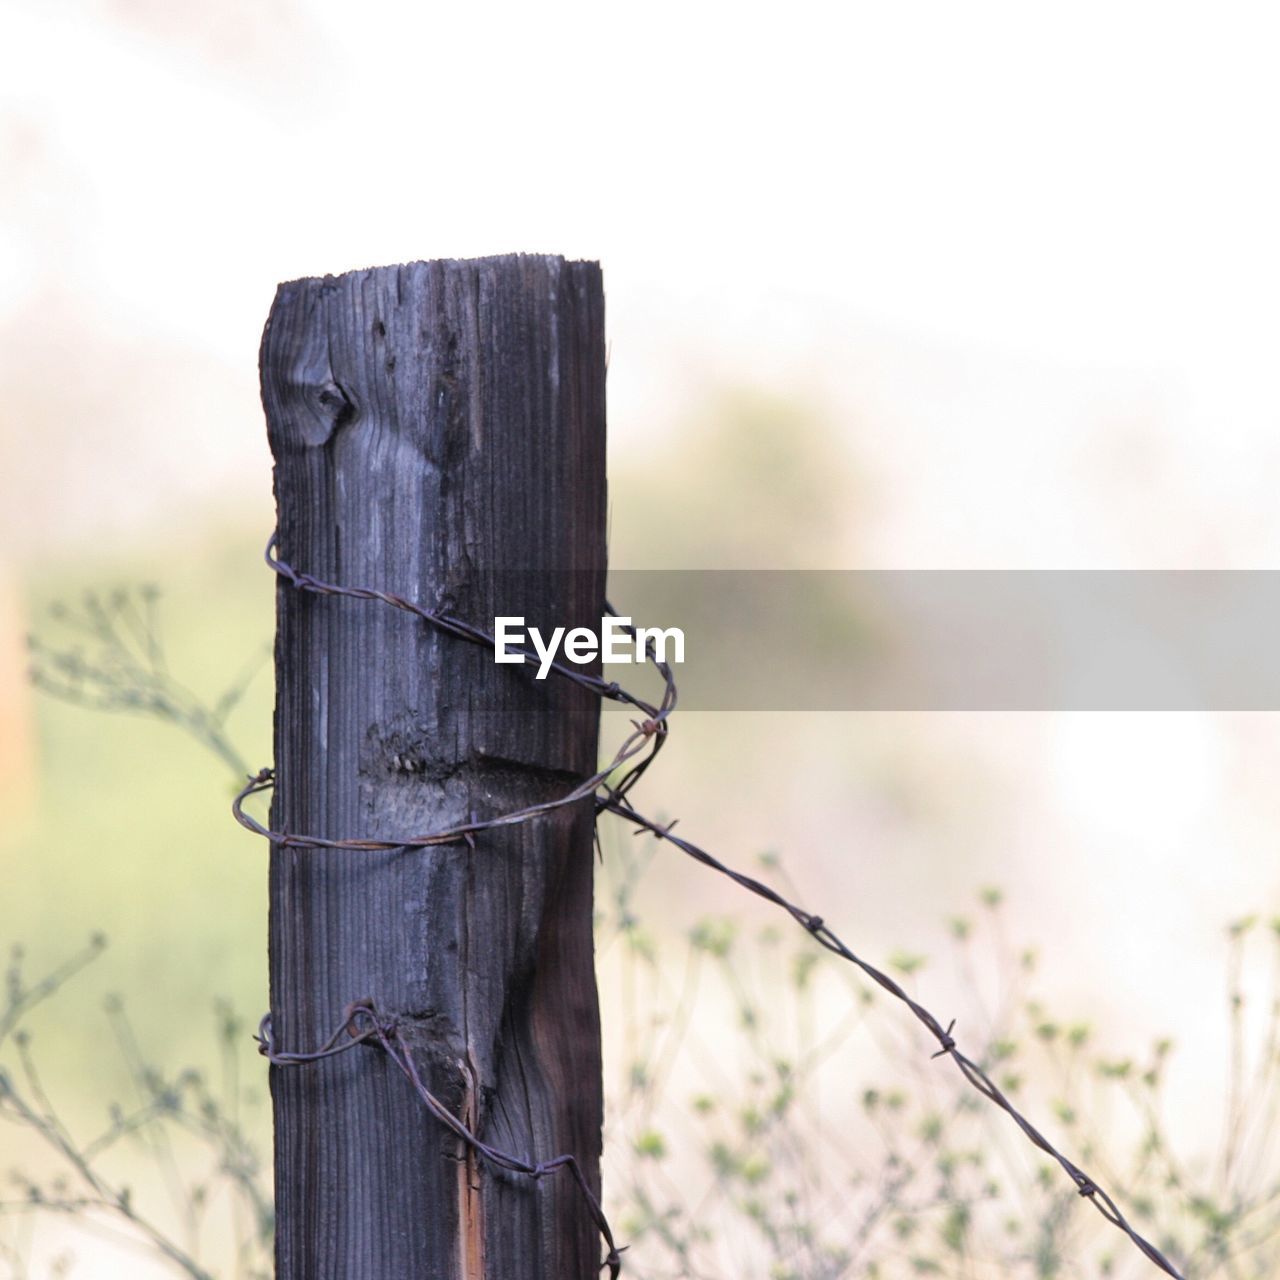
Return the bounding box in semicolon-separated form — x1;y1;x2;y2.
3;1;1280;1276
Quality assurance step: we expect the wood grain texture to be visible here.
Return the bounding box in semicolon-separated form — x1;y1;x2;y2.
260;255;607;1279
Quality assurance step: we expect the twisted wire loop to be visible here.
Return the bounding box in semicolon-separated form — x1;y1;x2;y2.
256;1002;624;1278
239;534;1188;1280
232;537;675;852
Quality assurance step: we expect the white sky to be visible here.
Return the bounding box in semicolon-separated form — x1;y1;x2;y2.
5;0;1280;565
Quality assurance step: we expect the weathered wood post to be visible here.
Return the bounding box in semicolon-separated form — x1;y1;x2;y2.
260;255;607;1278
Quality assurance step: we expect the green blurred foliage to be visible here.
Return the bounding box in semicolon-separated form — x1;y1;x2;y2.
610;389;864;569
4;527;273;1098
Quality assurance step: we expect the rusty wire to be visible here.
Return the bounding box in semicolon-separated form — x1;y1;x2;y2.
256;1001;623;1278
233;537;675;851
239;536;1189;1280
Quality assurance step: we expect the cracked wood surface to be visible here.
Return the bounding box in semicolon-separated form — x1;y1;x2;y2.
261;255;607;1279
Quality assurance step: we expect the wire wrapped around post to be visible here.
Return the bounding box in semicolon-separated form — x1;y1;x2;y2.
236;539;1188;1280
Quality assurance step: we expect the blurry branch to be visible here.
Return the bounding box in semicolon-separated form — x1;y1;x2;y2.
28;586;267;780
0;939;271;1278
11;583;273;1275
16;574;1280;1276
598;832;1280;1279
0;935;104;1047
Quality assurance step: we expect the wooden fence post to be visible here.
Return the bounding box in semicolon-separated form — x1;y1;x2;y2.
259;255;608;1278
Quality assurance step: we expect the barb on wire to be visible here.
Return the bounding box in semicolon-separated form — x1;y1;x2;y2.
599;795;1187;1279
233;538;676;852
265;536;677;723
257;1001;623;1278
238;535;1190;1280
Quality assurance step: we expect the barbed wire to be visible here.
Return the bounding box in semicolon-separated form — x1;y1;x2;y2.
255;1000;624;1277
237;535;1189;1280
